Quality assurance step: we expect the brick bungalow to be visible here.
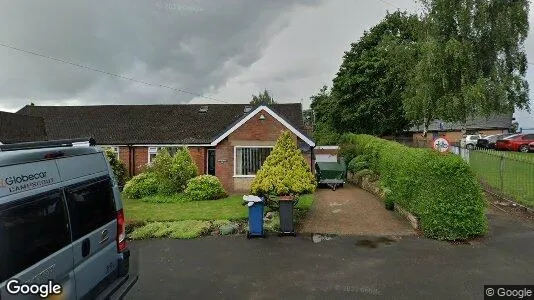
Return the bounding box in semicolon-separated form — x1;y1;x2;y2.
12;103;316;192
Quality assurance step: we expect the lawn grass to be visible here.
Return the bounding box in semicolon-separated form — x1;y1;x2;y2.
123;195;247;222
470;149;534;208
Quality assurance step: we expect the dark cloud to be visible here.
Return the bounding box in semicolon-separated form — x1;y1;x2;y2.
0;0;531;127
0;0;320;109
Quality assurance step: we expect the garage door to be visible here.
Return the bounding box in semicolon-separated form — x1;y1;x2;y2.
315;154;337;162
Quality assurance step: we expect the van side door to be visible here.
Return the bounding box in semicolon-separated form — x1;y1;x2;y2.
0;190;76;300
64;177;118;300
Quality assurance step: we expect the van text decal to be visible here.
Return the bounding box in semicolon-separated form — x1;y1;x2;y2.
0;171;55;193
0;161;61;197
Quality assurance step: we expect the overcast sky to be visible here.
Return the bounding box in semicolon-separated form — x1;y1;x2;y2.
0;0;533;128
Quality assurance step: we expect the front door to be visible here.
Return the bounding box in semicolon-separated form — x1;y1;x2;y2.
207;149;216;175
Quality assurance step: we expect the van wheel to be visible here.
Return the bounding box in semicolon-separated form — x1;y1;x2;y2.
519;145;529;153
466;144;474;150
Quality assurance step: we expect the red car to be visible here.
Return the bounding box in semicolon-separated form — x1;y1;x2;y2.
495;134;534;152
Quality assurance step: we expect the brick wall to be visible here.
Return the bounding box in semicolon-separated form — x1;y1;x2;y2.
116;146;207;177
214;108;312;193
134;147;148;174
118;147;130;174
188;147;206;175
215;140;235;192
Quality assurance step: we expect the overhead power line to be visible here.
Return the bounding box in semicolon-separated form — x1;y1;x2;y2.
376;0;400;9
0;41;229;103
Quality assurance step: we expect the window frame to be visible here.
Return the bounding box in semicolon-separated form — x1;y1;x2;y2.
233;146;273;178
148;147;159;164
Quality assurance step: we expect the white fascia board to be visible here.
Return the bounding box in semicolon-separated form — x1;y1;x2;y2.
210;105;315;147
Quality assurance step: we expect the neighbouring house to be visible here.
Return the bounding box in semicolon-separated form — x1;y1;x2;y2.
0;111;48;144
11;103;316;192
406;112;514;144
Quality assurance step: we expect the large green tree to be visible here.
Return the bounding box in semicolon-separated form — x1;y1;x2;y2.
309;86;340;145
250;89;276;106
330;11;423;136
406;0;530;134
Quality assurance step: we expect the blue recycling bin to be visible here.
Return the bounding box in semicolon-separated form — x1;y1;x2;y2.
245;196;265;238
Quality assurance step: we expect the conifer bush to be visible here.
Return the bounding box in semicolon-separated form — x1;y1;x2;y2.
250;131;316;196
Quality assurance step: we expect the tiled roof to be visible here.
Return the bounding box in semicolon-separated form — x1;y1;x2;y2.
0;111;47;143
17;103;308;145
408;112;513;132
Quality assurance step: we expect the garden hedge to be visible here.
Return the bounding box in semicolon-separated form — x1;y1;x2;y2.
341;134;488;240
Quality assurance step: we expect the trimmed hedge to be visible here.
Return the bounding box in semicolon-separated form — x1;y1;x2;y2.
342;134;488;240
348;154;371;173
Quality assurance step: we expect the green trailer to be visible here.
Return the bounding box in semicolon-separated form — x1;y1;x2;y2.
314;159;347;191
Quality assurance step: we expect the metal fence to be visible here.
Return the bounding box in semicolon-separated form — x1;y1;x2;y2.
449;146;533;208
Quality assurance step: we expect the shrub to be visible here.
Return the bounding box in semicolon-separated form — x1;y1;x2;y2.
146;147;198;195
250;131;316;196
348;155;371;173
130;222;168;240
184;175;227;201
355;168;376;180
125;220;146;235
167;220;211;239
339;142;360;164
122;172;159;199
344;134;488;240
264;212;280;232
104;148;129;187
130;220;212;239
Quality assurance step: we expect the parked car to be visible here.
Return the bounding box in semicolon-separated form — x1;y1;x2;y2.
495;134;534;152
529;142;534;152
460;134;483;150
0;138;138;300
476;134;514;149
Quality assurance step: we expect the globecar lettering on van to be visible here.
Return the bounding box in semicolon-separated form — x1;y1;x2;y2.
0;171;55;193
0;164;61;197
4;172;48;185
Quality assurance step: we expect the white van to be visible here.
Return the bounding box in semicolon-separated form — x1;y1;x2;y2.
0;138;137;300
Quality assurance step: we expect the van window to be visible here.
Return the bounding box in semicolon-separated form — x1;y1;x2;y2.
65;177;116;241
0;191;70;282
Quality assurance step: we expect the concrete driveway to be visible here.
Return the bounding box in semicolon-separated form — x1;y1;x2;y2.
126;207;534;300
300;185;413;236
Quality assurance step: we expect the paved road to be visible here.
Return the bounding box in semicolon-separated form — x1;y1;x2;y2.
301;185;413;235
126;208;534;300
